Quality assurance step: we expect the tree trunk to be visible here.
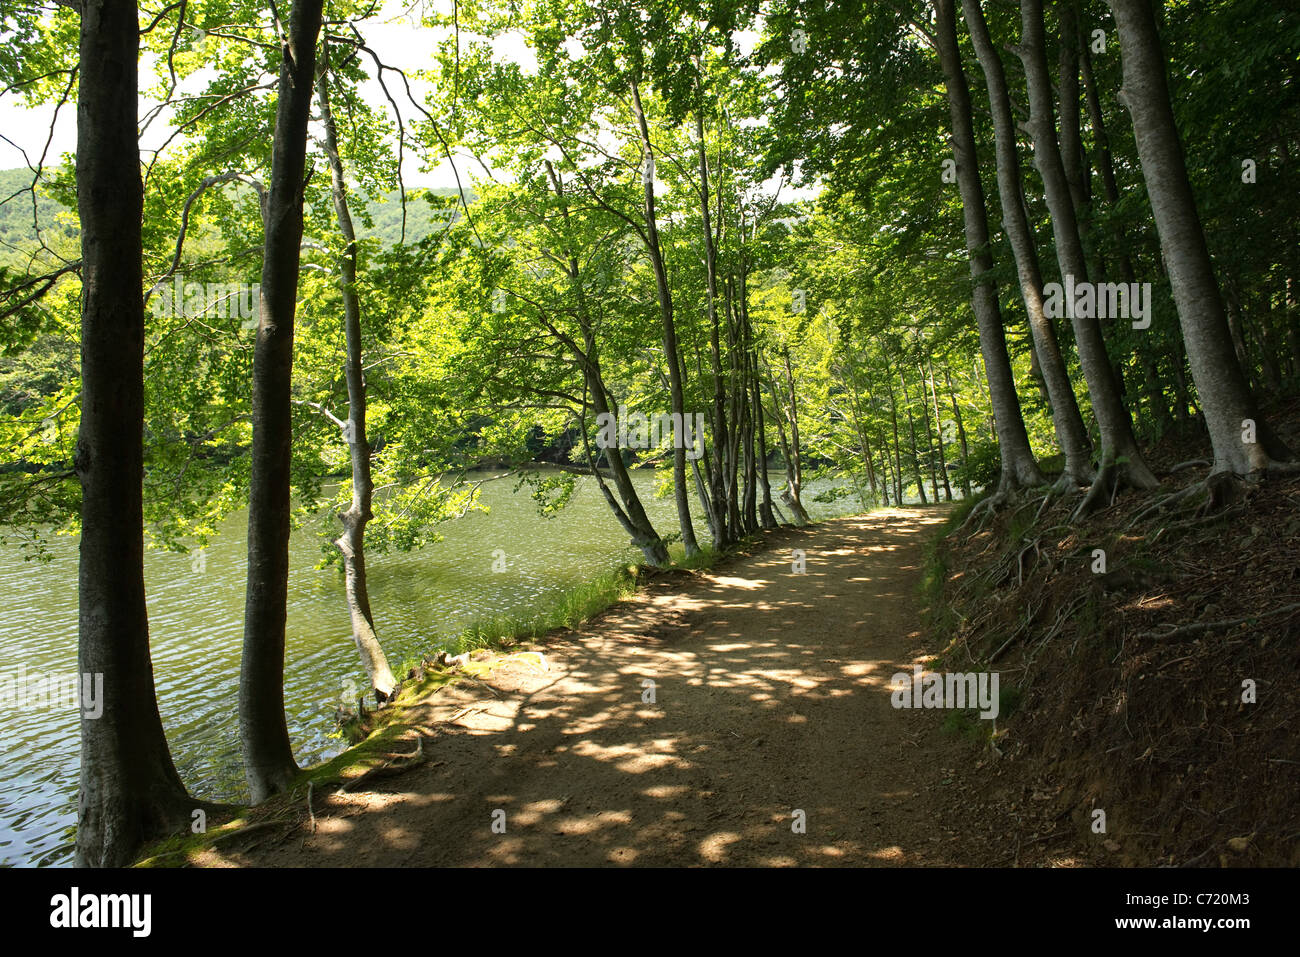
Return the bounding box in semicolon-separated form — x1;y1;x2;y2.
740;313;759;534
898;362;929;504
945;367;973;496
753;337;777;529
1107;0;1291;474
780;346;811;522
1080;29;1139;285
764;360;809;524
960;0;1094;489
542;162;669;564
317;50;398;703
75;0;193;867
927;354;954;500
697;110;732;549
934;0;1046;493
631;81;698;554
887;374;905;503
241;0;323;803
1016;0;1161;511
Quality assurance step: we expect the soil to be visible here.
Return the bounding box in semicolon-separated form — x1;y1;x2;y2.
201;507;1020;867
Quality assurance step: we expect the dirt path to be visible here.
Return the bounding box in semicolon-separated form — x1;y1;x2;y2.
218;507;1005;867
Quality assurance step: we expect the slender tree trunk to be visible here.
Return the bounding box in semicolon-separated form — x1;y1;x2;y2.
960;0;1094;489
753;341;777;529
845;364;880;502
75;0;193;867
241;0;323;802
927;354;954;500
1080;31;1139;285
542;163;669;564
764;360;810;524
884;372;905;503
697;110;732;549
631;81;698;554
934;0;1046;493
1016;0;1161;512
741;313;759;534
945;367;973;497
1107;0;1291;476
1138;350;1174;436
898;362;929;504
781;346;811;522
1057;0;1090;230
317;51;398;703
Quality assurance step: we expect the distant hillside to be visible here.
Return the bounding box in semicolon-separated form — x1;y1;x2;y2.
0;168;76;257
0;168;473;258
363;186;473;247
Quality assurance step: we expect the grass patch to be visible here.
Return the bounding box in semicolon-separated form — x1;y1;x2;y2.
134;543;734;867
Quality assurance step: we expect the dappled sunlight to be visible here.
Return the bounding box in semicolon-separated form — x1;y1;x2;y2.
232;510;977;868
709;575;770;590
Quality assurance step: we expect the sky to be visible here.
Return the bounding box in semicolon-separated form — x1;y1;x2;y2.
0;1;801;198
1;1;482;189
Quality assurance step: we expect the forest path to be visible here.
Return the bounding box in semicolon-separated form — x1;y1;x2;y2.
221;506;1001;867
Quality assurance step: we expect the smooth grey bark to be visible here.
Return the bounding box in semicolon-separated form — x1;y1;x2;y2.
75;0;193;867
241;0;324;803
1079;28;1138;287
1107;0;1291;477
945;367;974;497
898;361;930;504
926;354;954;501
1016;0;1161;511
752;331;777;529
630;81;699;555
317;53;399;702
960;0;1095;489
740;310;759;534
1057;0;1089;220
696;110;732;550
934;0;1046;493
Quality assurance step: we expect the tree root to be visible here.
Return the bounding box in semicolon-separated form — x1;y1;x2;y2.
336;735;428;795
958;493;1002;534
1137;602;1300;642
1124;483;1204;532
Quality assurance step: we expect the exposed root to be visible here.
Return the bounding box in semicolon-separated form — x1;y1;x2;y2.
1124;483;1203;531
336;735;428;795
1137;602;1300;642
958;490;1012;535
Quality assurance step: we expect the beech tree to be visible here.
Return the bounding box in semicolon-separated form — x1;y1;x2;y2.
240;0;325;803
1106;0;1293;487
74;0;193;867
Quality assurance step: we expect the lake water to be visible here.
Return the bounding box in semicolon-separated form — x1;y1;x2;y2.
0;468;868;867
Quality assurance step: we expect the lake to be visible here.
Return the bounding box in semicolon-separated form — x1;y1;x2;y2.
0;467;869;867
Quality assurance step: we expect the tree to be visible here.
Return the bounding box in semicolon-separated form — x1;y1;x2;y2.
1013;0;1159;514
315;41;399;703
1106;0;1293;485
240;0;324;803
74;0;192;866
934;0;1046;495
